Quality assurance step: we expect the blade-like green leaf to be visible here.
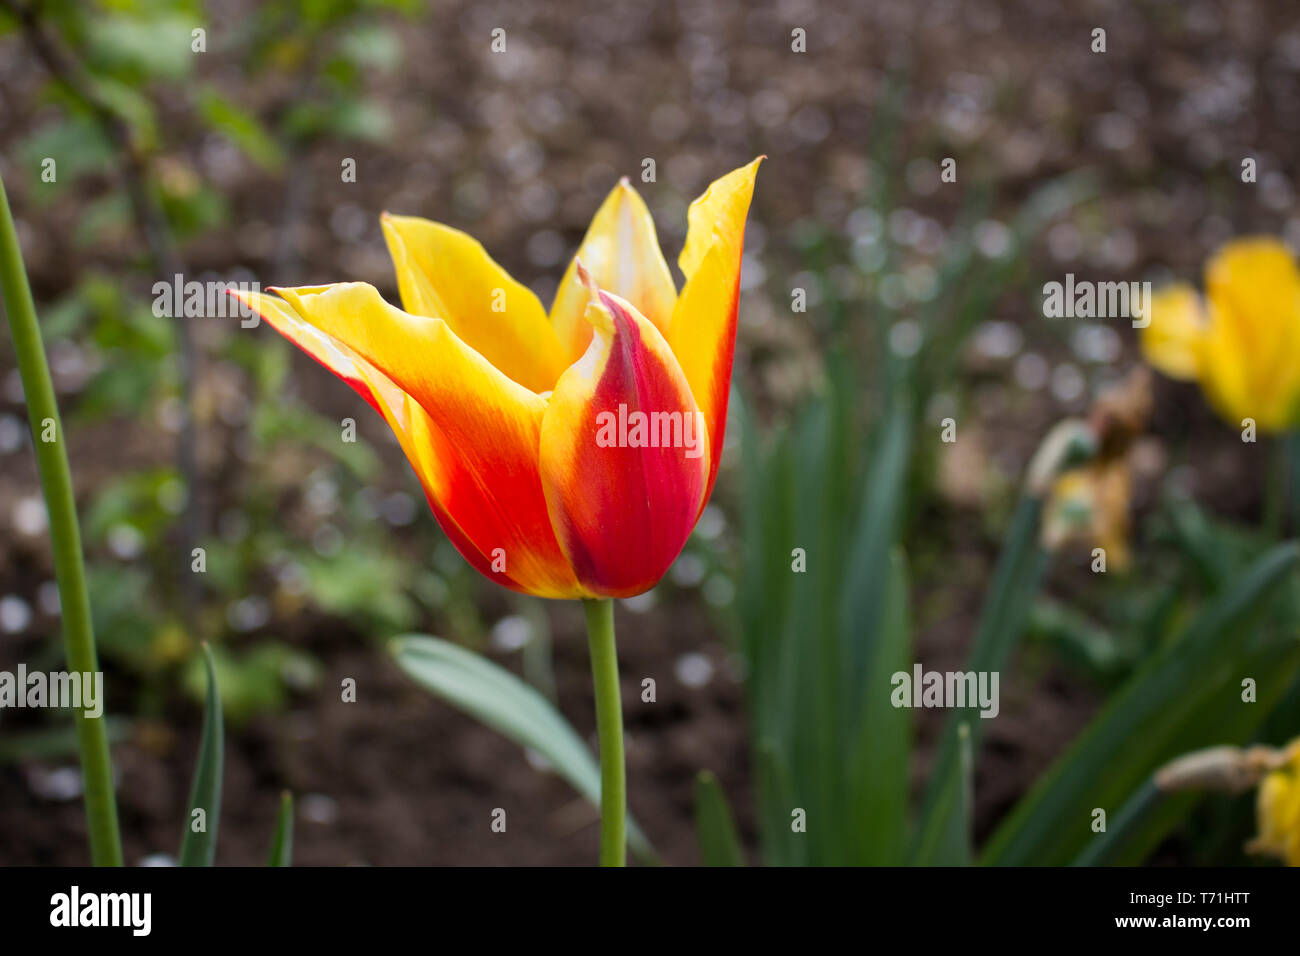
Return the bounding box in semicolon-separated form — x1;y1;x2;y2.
179;642;223;867
786;399;843;865
912;493;1048;864
694;771;745;866
267;791;293;867
839;396;912;719
391;635;655;863
930;722;975;867
847;548;913;864
756;739;805;866
983;542;1300;866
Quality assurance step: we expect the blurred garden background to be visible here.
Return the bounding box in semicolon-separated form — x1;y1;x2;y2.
2;0;1299;865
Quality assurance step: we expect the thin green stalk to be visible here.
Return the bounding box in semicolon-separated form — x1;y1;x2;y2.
583;597;625;867
0;170;122;866
1264;437;1284;538
1285;432;1300;536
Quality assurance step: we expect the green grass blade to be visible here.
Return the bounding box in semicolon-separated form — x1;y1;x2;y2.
179;642;224;867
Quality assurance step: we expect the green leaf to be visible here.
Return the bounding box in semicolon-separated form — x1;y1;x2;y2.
391;635;656;863
16;117;114;201
87;13;197;81
912;493;1048;864
785;398;848;864
846;548;913;864
179;643;224;866
838;396;912;717
756;739;805;866
196;88;286;172
267;791;294;867
926;723;974;867
694;771;745;866
983;542;1300;866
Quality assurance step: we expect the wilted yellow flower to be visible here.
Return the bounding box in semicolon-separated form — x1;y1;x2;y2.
1249;739;1300;866
1042;368;1152;569
1141;237;1300;432
1044;462;1133;568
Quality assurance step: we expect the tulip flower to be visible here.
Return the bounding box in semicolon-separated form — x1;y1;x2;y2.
1141;237;1300;433
233;158;762;865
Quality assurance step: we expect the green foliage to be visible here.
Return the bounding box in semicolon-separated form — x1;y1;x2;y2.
179;644;223;867
392;635;657;863
912;492;1051;864
985;543;1300;866
267;792;295;867
726;81;1297;866
84;12;198;83
694;772;745;866
181;642;321;725
735;367;915;865
196;88;287;172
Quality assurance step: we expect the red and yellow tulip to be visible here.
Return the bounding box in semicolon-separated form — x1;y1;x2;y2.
234;158;761;599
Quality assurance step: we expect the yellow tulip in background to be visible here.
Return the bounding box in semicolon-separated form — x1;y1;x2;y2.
234;158;763;866
1251;739;1300;867
1141;237;1300;433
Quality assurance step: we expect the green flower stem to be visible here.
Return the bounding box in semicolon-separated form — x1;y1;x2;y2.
583;597;626;867
0;171;122;866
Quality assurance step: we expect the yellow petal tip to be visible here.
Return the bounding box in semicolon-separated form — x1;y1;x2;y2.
574;257;615;336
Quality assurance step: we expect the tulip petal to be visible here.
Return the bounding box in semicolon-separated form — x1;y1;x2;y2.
1139;284;1206;382
381;213;568;393
539;269;708;597
549;179;678;363
234;284;582;598
1200;237;1300;431
231;287;393;418
666;157;762;512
